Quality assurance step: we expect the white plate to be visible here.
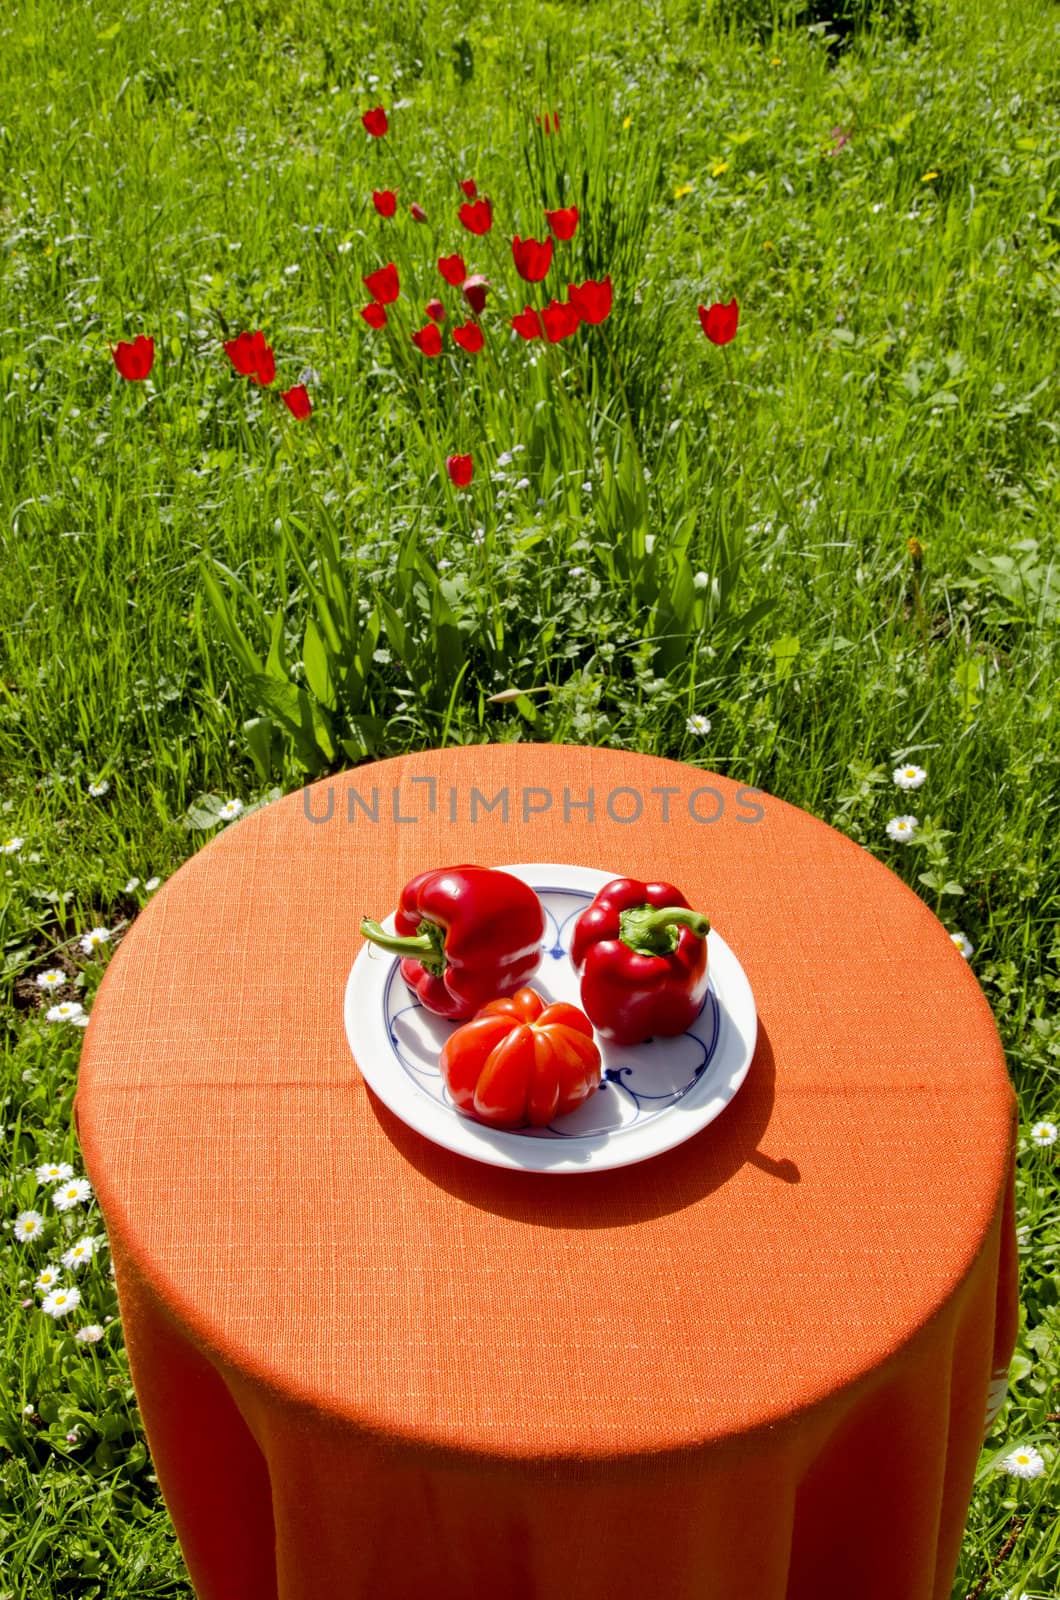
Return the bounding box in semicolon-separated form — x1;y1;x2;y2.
343;863;758;1174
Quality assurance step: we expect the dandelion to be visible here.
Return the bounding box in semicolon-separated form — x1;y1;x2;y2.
36;1162;74;1184
62;1238;97;1271
41;1285;82;1318
87;780;110;797
673;184;694;200
893;764;927;790
14;1211;45;1241
123;877;141;894
52;1178;92;1213
686;714;712;736
46;1001;85;1024
2;837;24;855
1030;1122;1058;1147
145;876;161;892
35;970;66;993
950;932;974;959
885;816;919;844
1001;1446;1045;1480
35;1266;62;1292
79;927;110;956
921;170;939;182
75;1325;105;1344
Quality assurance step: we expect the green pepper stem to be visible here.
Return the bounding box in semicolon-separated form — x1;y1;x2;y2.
359;918;445;975
618;904;711;956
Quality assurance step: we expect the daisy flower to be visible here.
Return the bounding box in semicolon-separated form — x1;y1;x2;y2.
41;1285;81;1319
61;1238;97;1271
950;932;974;959
1030;1122;1057;1147
218;799;244;822
145;876;161;891
79;927;111;956
46;1001;85;1024
886;815;919;843
123;877;141;894
74;1325;105;1344
1001;1445;1045;1480
36;1162;74;1185
2;836;24;855
35;1265;62;1292
14;1210;45;1242
893;764;927;790
568;567;586;579
52;1178;92;1213
87;780;110;797
686;714;712;736
35;970;66;992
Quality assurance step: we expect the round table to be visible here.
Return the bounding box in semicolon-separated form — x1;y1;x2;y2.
75;745;1019;1600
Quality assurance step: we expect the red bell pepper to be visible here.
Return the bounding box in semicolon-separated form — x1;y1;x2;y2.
439;986;601;1128
360;865;545;1020
569;877;711;1046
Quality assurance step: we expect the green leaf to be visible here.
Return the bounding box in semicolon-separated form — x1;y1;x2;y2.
243;717;275;783
302;616;337;710
769;635;801;682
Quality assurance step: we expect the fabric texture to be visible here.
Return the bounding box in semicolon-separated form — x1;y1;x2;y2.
74;746;1019;1600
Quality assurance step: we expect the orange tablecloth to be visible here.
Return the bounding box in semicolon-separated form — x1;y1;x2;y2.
74;746;1019;1600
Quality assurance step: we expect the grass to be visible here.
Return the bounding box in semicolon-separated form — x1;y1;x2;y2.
1;0;1058;1591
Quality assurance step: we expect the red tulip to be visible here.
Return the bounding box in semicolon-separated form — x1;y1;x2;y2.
461;274;489;314
512;235;553;283
111;336;154;381
438;253;467;287
452;322;484;353
412;324;443;357
458;197;493;235
698;298;739;345
225;330;275;385
460;178;477;198
281;385;312;420
361;303;387;329
535;111;561;134
544;205;579;241
363;263;400;304
541;298;581;343
410;202;428;223
568;276;612;325
372;189;397;218
362;107;388;138
446;454;474;488
512;307;543;340
426;298;446;323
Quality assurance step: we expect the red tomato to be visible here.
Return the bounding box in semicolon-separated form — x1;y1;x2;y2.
440;987;601;1129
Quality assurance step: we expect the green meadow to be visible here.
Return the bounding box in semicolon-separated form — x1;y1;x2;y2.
1;0;1057;1591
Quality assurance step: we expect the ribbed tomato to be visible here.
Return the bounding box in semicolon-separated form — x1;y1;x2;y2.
439;987;601;1129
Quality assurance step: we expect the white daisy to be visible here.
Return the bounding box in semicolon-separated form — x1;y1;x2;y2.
87;780;110;797
74;1325;105;1344
46;1001;85;1024
1030;1122;1057;1147
893;764;926;790
950;932;974;959
71;1012;90;1028
34;1265;62;1292
1001;1445;1045;1480
40;1285;82;1318
14;1210;45;1242
123;877;141;894
79;927;111;955
2;837;24;855
36;1162;74;1185
52;1178;92;1213
886;815;919;843
218;798;244;821
35;970;66;992
61;1238;97;1271
686;714;712;736
145;876;161;891
569;567;586;579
